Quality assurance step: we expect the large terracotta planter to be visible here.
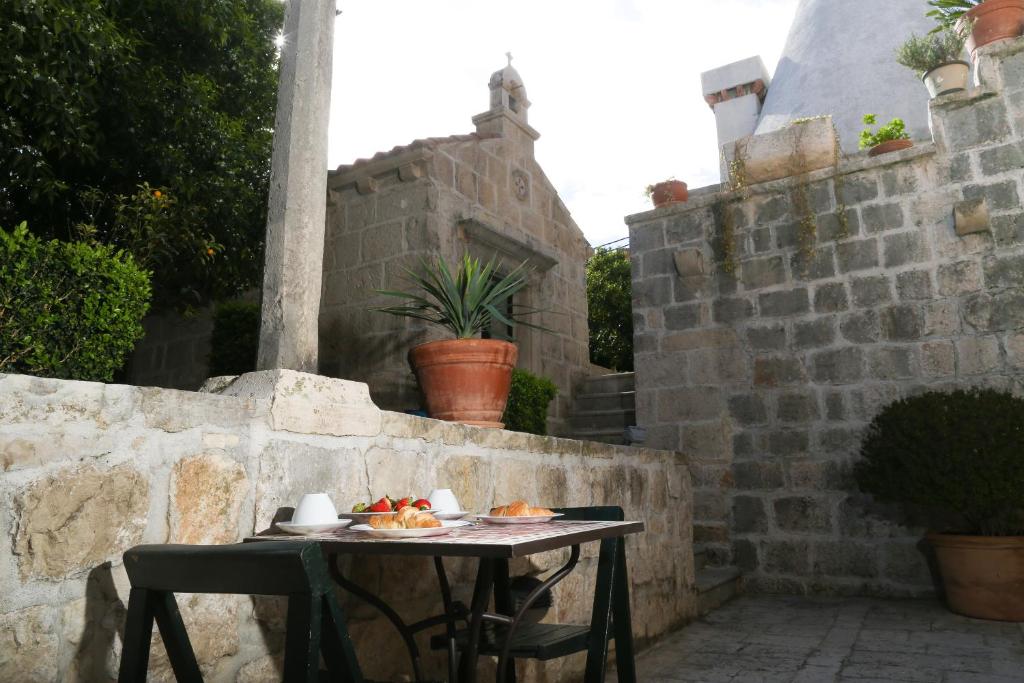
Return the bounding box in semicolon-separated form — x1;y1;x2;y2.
868;139;913;157
961;0;1024;59
650;180;688;208
409;338;517;428
928;533;1024;621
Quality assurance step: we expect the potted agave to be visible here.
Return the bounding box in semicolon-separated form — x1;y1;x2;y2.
645;178;688;208
374;253;543;429
896;27;972;98
855;389;1024;621
859;114;913;157
927;0;1024;60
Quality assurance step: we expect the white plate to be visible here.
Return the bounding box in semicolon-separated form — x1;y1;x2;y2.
432;510;471;520
276;519;352;535
350;520;472;538
475;513;564;524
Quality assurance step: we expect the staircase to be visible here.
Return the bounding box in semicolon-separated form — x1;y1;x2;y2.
695;548;742;616
569;372;636;445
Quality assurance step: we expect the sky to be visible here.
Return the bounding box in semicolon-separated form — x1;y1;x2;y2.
327;0;801;248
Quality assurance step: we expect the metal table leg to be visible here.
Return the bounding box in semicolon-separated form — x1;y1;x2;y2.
458;558;496;683
328;554;424;682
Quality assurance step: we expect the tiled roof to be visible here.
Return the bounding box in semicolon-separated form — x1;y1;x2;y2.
330;132;501;175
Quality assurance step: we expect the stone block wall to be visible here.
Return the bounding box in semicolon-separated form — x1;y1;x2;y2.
323;133;592;434
626;38;1024;595
0;370;693;682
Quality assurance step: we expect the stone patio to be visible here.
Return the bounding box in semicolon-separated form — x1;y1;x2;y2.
614;596;1024;683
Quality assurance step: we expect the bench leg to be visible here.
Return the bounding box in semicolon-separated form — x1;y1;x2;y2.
151;591;202;683
118;588;156;682
284;594;321;683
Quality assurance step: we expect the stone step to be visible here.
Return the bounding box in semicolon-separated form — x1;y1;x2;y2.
695;548;709;571
696;566;742;616
572;428;627;446
577;372;635;395
573;390;636;413
568;409;636;431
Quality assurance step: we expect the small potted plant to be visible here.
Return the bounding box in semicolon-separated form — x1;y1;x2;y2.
855;389;1024;621
859;114;913;157
927;0;1024;60
896;27;972;98
644;178;688;208
374;253;543;429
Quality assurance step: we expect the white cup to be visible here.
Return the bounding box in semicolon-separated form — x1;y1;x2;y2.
427;488;460;512
292;493;339;525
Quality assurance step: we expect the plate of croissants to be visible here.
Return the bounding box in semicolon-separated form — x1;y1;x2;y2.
350;507;472;538
476;500;562;524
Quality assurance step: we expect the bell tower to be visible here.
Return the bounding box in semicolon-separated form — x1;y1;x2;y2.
473;53;541;151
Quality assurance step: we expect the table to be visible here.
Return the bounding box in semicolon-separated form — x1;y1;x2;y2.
248;519;643;683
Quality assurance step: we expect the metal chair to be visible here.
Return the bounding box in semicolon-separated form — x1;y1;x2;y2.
117;542;364;683
430;505;636;683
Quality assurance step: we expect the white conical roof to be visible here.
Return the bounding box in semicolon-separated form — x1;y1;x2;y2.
756;0;939;151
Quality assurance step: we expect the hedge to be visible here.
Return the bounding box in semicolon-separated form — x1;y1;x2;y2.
502;368;558;435
208;300;260;377
0;222;151;381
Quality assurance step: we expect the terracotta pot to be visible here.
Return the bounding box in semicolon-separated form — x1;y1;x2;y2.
922;61;971;98
960;0;1024;59
928;533;1024;621
408;338;517;428
650;180;688;208
868;139;913;157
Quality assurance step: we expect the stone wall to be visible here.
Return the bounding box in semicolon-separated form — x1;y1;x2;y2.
626;38;1024;596
322;133;592;435
0;370;693;682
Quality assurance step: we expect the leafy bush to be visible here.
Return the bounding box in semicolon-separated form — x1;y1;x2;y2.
896;29;969;75
858;114;910;150
926;0;979;31
502;369;558;435
0;222;151;381
854;389;1024;536
587;248;633;371
208;301;259;377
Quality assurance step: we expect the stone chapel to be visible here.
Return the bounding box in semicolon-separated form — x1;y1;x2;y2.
318;59;593;435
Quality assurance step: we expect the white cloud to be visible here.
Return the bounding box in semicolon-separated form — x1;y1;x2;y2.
328;0;799;247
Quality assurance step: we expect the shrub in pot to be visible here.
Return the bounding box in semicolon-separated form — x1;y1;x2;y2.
644;178;688;208
859;114;913;157
374;254;544;428
854;389;1024;621
927;0;1024;59
896;28;972;98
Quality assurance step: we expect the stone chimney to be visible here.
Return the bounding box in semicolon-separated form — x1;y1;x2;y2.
701;55;771;180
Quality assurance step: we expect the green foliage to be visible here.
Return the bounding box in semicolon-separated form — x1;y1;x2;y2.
858;114;910;150
926;0;978;31
208;300;259;377
896;29;970;75
1;0;284;310
374;254;544;340
502;368;558;435
854;389;1024;536
586;248;633;371
0;222;151;381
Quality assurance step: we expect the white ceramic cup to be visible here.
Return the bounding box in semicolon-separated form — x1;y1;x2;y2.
292;493;339;525
427;488;460;512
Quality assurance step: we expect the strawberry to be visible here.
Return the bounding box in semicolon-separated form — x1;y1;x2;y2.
367;497;392;513
412;498;431;510
394;496;414;511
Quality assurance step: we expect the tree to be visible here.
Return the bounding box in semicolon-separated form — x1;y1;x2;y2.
1;0;284;309
586;248;634;371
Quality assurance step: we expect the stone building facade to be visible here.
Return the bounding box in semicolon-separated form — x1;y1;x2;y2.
320;60;592;434
627;38;1024;595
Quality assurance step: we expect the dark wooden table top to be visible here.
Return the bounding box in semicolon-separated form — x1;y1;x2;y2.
245;520;645;558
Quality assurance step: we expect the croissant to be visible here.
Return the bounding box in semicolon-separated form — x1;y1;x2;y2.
489;501;554;517
489;505;507;516
529;506;555;516
408;511;441;528
506;500;531;516
370;513;400;529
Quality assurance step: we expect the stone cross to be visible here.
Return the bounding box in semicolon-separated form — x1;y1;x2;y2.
257;0;336;373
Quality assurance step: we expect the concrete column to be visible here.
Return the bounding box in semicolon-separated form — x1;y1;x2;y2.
257;0;335;372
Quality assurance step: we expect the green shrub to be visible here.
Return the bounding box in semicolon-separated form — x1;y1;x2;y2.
0;222;151;381
896;28;969;75
858;114;910;150
502;368;558;435
208;301;260;377
586;248;633;371
854;389;1024;536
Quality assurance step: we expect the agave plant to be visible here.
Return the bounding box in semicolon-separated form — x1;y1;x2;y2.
926;0;979;31
374;253;546;339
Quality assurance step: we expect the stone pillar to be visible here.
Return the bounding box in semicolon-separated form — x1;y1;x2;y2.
257;0;335;372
